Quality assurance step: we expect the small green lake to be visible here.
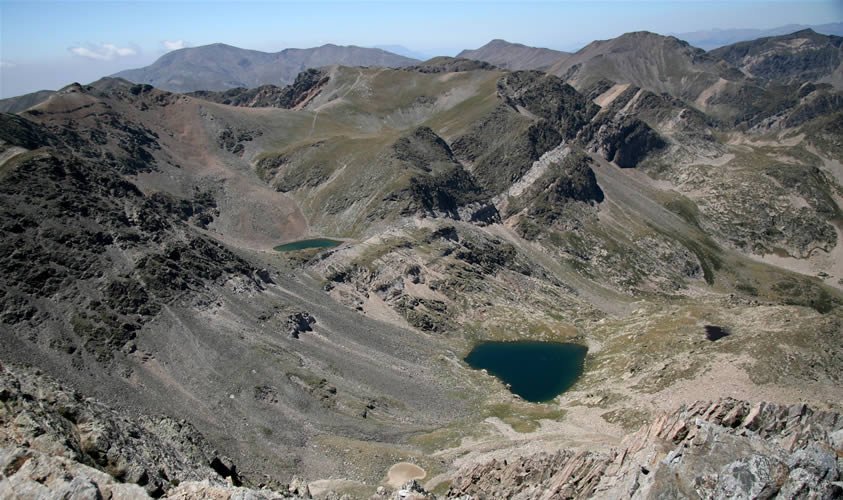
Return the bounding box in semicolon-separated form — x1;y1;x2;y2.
273;238;342;252
464;341;587;403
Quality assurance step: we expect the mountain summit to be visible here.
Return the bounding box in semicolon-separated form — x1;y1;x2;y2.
113;42;419;92
709;29;843;87
457;39;569;71
549;31;736;97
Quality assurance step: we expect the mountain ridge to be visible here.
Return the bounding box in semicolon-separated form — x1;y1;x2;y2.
457;38;569;71
113;42;419;92
675;21;843;50
709;28;843;88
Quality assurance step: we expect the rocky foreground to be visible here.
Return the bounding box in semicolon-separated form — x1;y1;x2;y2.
2;362;841;499
448;399;843;499
0;363;309;499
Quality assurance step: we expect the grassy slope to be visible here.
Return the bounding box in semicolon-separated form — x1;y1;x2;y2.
248;67;504;236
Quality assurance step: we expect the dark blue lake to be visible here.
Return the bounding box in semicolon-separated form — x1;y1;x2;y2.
273;238;342;252
464;341;587;403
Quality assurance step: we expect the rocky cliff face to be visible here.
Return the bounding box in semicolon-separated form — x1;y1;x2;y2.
452;71;599;195
0;363;312;499
447;399;843;499
576;83;668;167
187;69;330;109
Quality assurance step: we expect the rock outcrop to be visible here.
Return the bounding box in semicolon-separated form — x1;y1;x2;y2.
0;363;229;495
580;114;665;168
577;84;667;167
188;69;329;109
286;312;316;339
403;57;498;73
709;29;843;88
452;71;598;195
388;127;492;221
0;105;263;366
0;363;311;499
447;399;843;499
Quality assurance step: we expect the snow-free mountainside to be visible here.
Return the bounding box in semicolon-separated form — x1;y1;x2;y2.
1;29;843;499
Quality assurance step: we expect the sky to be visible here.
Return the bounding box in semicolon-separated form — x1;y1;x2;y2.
1;0;842;98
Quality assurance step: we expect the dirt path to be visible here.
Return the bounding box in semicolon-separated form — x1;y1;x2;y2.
309;69;369;137
0;146;27;174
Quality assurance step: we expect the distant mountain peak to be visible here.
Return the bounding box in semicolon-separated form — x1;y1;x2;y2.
674;22;843;50
112;43;419;93
710;29;843;87
457;39;569;71
601;31;691;48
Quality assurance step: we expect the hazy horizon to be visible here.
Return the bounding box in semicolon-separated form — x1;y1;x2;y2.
1;0;842;98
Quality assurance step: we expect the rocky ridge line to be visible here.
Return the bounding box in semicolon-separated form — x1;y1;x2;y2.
446;398;843;499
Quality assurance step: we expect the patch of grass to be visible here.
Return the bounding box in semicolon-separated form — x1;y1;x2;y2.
485;402;566;433
408;420;482;454
430;480;452;497
771;277;841;314
735;282;759;296
352;237;413;272
663;196;702;228
646;222;723;285
719;252;843;312
422;72;503;138
601;407;650;432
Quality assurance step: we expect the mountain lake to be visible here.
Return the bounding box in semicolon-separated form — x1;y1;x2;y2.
464;341;587;403
273;238;342;252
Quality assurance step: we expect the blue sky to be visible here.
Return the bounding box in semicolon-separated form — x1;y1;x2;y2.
1;0;842;98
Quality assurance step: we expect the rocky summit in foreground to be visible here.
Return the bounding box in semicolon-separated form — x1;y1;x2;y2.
448;399;843;499
1;25;843;499
2;364;842;499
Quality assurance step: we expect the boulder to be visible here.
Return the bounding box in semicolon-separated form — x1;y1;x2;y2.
286;312;316;339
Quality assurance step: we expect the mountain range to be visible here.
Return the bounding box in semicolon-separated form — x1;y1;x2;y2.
112;42;419;92
1;25;843;499
674;21;843;50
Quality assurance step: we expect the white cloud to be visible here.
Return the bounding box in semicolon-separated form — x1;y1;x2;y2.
0;60;16;68
162;40;189;51
68;43;137;61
